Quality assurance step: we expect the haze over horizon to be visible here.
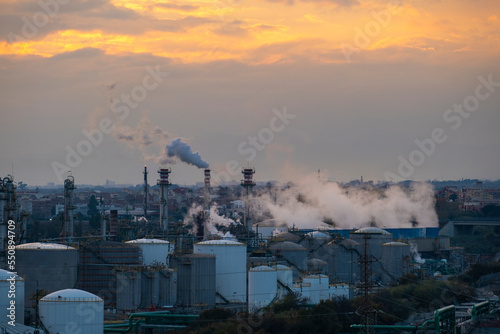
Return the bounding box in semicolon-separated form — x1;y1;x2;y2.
1;0;499;186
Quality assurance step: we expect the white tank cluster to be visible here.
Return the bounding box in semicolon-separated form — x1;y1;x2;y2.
274;264;293;300
0;269;24;325
248;266;277;311
292;275;349;303
39;289;104;334
125;238;174;266
194;239;247;303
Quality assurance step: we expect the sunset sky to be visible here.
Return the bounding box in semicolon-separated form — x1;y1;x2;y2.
1;0;499;186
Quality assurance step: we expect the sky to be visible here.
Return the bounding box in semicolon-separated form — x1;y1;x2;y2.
0;0;499;186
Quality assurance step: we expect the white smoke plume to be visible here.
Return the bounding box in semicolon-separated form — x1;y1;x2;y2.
410;242;425;264
184;204;236;239
253;174;438;229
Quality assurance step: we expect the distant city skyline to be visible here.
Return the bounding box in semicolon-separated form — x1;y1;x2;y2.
1;0;499;186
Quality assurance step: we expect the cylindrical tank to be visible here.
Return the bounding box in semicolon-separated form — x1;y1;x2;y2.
301;274;328;304
15;242;78;311
308;258;328;275
125;238;174;266
158;269;177;308
177;254;216;307
381;242;411;283
327;239;361;284
274;264;293;288
0;269;24;324
116;270;141;311
248;266;277;311
350;227;393;281
141;270;160;308
39;289;104;334
194;240;247;303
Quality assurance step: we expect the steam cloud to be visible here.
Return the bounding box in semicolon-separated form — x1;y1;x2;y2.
167;138;209;169
253;174;438;229
185;204;236;239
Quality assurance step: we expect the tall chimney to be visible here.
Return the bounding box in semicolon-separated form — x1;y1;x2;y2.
63;175;76;241
143;165;148;218
203;169;211;239
157;168;171;232
241;168;256;231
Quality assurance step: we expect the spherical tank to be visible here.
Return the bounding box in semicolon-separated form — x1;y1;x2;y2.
39;289;104;334
125;238;173;266
194;240;247;303
248;266;277;311
0;269;24;323
15;242;78;311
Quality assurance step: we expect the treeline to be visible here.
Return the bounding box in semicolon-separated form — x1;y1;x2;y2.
176;274;476;334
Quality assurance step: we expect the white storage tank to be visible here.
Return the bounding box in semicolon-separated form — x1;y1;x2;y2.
125;238;174;266
0;269;24;324
194;240;247;303
248;266;277;311
39;289;104;334
381;242;411;283
15;242;78;312
274;264;293;288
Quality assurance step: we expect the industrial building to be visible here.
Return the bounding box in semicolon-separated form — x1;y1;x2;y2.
0;169;482;333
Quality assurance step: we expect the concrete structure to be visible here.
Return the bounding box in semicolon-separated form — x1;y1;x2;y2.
39;289;103;334
194;240;247;303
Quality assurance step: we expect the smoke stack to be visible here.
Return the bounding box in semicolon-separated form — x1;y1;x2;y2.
143;165;148;218
203;169;211;240
63;175;76;242
241;168;256;231
157;168;171;232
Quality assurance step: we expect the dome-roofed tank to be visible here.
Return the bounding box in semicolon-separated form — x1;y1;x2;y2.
194;239;247;303
381;242;411;283
15;242;78;313
269;241;306;251
0;269;24;323
269;241;308;278
125;238;174;266
308;258;328;275
273;231;301;242
39;289;104;334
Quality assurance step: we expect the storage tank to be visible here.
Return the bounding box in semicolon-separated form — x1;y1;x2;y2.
159;269;177;308
177;254;215;307
39;289;103;334
328;239;360;284
308;258;328;275
141;269;160;308
248;266;277;311
15;242;78;311
301;274;328;304
273;264;293;299
380;242;411;283
350;227;393;281
0;269;24;323
116;270;141;311
269;241;307;270
125;238;174;266
194;240;247;303
78;241;141;307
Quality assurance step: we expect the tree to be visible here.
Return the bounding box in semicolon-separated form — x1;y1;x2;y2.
87;195;101;231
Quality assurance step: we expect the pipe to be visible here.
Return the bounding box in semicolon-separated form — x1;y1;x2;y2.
103;312;198;333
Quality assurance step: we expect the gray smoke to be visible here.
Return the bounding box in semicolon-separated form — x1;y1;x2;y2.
166;138;209;168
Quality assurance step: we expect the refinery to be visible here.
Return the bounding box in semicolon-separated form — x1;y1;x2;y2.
0;169;499;334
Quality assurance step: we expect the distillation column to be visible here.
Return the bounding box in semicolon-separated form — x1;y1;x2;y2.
157;168;171;232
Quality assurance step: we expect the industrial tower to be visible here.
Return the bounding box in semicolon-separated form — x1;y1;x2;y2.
143;166;148;218
157;168;171;232
203;168;211;239
240;167;255;231
356;233;378;334
0;175;17;255
63;175;76;241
